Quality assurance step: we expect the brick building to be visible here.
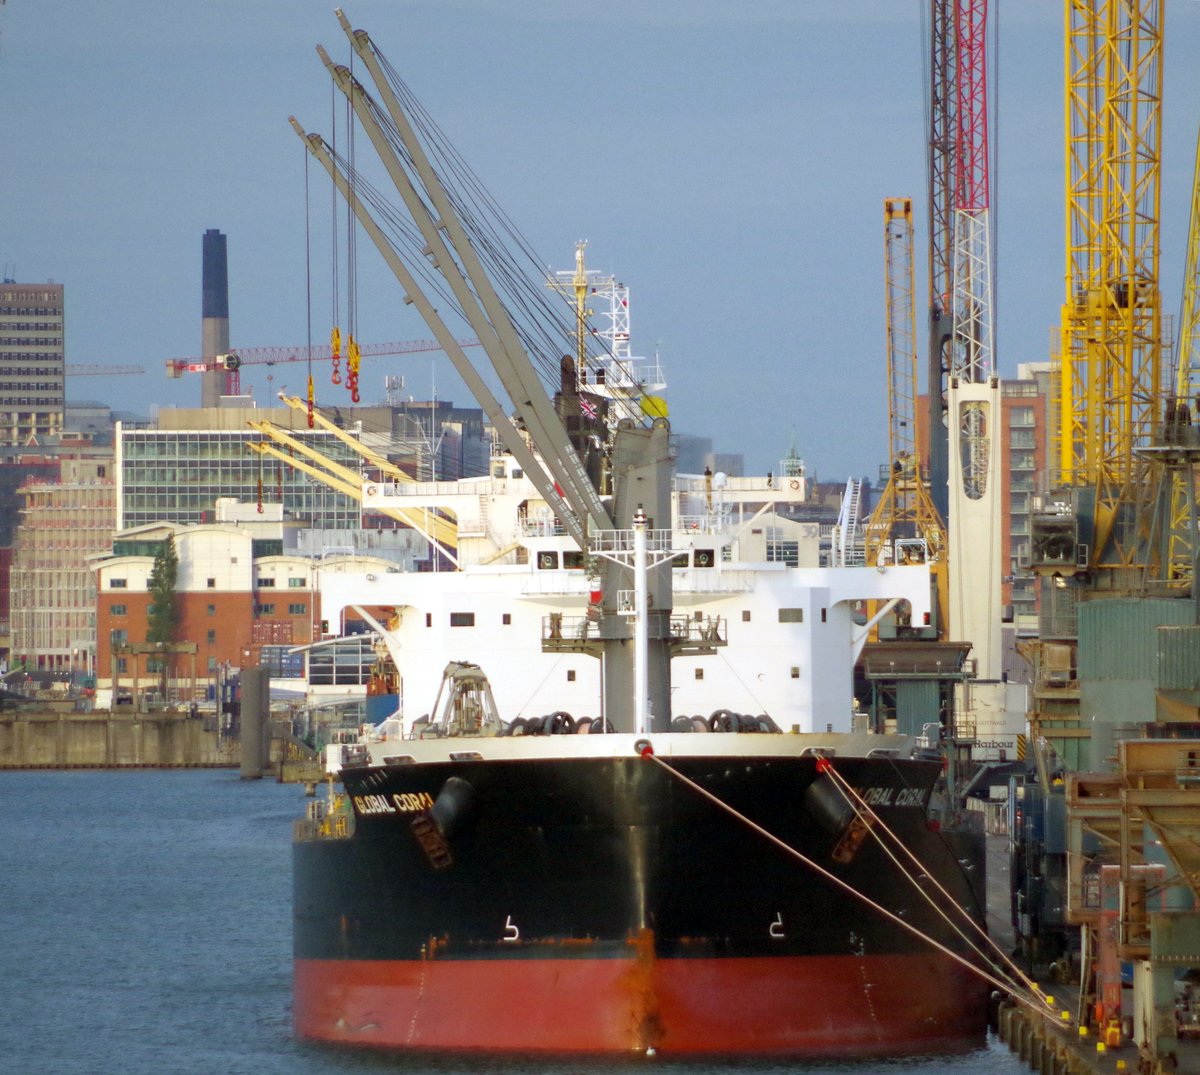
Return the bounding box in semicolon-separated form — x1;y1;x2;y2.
93;518;395;705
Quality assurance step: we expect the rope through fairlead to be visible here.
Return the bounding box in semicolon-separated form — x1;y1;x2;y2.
636;742;1073;1029
813;757;1059;1018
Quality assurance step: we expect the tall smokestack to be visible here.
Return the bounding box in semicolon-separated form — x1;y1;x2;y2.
201;229;230;408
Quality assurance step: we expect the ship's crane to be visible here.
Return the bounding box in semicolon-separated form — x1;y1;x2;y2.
244;416;459;559
863;198;946;578
165;336;481;396
295;11;678;730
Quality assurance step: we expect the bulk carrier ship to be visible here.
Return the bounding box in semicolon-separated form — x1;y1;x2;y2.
290;12;991;1056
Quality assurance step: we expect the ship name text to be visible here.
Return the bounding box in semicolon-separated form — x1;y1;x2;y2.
857;786;925;807
353;791;436;816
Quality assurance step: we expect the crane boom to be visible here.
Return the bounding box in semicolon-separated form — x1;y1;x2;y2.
246;421;459;555
289;116;588;549
298;12;677;728
864;198;946;572
165;337;480;394
1164;122;1200;583
327;16;612;537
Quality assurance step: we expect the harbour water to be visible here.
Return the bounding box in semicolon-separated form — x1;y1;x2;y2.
0;769;1026;1075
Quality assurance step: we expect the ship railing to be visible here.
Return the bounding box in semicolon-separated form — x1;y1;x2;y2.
672;614;726;644
543;613;594;641
519;517;566;537
582;357;666;393
521;573;586;596
591;528;674;555
366;478;488;499
672;569;756;595
542;612;725;643
676;514;729;535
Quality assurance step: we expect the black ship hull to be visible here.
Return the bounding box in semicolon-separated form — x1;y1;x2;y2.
294;738;989;1055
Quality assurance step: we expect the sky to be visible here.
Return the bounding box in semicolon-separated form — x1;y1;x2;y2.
2;1;1200;484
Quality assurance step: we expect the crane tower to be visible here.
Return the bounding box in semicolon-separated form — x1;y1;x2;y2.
945;0;1003;700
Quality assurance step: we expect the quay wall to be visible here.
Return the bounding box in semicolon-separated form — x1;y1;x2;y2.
0;710;235;768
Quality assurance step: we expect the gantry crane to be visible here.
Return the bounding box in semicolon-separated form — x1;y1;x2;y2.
1017;6;1176;1045
925;0;958;520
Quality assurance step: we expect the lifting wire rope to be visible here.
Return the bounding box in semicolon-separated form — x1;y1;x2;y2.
344;53;361;405
635;742;1072;1029
327;40;649;423
330;78;341;390
304;143;315;427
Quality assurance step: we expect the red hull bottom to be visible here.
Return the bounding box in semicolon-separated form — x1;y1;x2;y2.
294;945;988;1055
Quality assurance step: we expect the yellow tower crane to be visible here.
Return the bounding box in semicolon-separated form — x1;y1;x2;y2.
1163;123;1200;584
1055;0;1164;575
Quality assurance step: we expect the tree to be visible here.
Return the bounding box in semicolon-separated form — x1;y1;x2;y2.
146;536;179;693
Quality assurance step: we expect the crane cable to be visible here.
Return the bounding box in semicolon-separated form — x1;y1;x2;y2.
330;80;342;389
636;743;1071;1028
344;50;361;405
304;144;315;428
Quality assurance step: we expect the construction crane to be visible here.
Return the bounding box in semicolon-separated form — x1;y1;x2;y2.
1015;4;1172;1037
65;364;146;376
165;336;481;395
924;0;958;520
1053;1;1164;575
1162;122;1200;585
944;0;1003;692
863;198;946;578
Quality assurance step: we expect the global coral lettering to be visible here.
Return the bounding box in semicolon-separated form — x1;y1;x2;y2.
858;787;926;808
353;791;436;816
392;792;435;813
353;794;396;815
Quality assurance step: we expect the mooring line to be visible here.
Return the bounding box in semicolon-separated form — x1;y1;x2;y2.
816;757;1045;1002
636;743;1067;1025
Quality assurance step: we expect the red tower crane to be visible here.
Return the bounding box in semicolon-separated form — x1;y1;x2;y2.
164;336;481;395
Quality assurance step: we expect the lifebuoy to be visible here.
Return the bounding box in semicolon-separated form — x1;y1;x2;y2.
788;479;800;490
366;484;379;497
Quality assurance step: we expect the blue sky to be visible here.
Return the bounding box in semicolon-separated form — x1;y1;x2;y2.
2;1;1199;482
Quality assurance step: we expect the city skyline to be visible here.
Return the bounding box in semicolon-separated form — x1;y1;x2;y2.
2;2;1200;481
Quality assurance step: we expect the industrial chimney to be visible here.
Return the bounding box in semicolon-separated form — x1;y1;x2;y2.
200;229;230;408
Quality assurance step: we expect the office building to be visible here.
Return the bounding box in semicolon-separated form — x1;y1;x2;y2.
116;407;362;530
0;280;65;446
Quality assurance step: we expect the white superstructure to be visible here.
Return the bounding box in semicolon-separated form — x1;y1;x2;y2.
320;452;932;736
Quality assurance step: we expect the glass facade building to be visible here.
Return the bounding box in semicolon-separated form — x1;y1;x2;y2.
116;425;362;529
